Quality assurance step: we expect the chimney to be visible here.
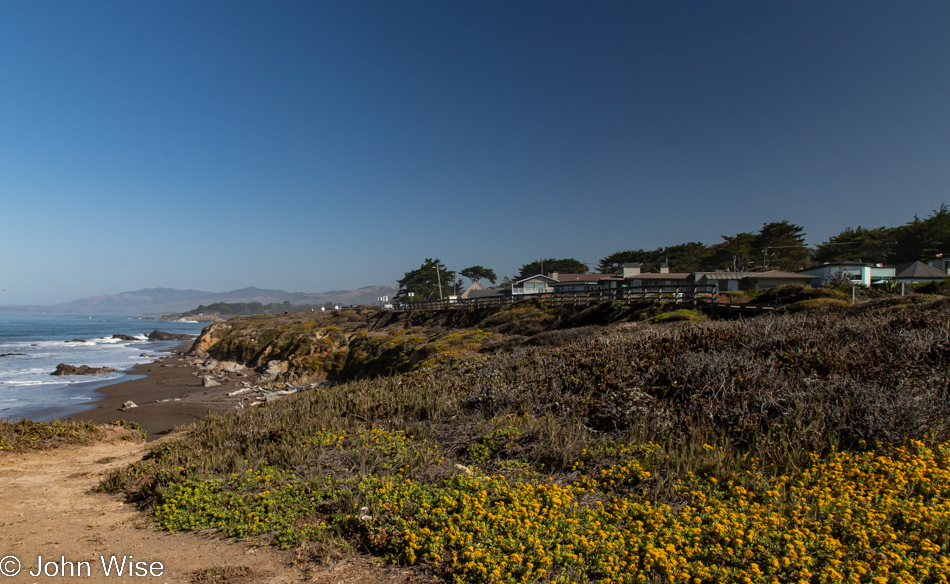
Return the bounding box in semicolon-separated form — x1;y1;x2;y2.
551;272;559;281
660;262;670;274
622;263;641;278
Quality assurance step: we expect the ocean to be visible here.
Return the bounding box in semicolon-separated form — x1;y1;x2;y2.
0;313;207;422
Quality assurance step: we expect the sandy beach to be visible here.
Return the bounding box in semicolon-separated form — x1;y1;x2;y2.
69;343;251;440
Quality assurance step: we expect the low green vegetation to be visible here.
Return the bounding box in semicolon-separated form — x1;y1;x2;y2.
0;419;143;451
103;298;950;583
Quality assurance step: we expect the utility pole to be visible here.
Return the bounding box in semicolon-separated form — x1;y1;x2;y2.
436;262;443;299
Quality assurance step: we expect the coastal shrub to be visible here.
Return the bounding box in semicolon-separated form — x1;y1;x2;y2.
0;419;124;451
752;284;846;305
650;308;705;324
104;299;950;581
783;297;853;313
716;291;752;303
146;430;950;583
914;278;950;295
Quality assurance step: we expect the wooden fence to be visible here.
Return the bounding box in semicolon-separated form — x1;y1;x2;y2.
391;284;725;312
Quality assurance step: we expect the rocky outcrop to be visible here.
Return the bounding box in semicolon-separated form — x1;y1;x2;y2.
112;334;138;341
51;364;119;376
147;330;193;341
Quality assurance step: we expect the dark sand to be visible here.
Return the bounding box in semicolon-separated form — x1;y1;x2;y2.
69;345;251;441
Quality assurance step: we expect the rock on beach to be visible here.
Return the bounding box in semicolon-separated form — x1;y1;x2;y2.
51;363;119;376
147;330;193;341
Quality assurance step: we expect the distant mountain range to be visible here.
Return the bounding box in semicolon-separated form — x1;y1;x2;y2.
0;286;399;316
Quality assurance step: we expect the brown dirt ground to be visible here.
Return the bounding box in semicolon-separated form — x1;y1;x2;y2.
0;431;430;584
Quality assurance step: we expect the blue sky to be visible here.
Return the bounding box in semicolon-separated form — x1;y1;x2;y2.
1;1;948;305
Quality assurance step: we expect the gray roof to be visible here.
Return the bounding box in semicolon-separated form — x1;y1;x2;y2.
465;289;509;298
809;261;872;267
628;272;692;280
749;270;819;280
894;261;948;279
694;272;744;280
511;274;558;286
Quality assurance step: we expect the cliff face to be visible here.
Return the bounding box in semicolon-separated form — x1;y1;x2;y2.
186;300;660;387
189;310;366;385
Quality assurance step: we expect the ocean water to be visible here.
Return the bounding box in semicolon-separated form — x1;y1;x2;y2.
0;313;207;421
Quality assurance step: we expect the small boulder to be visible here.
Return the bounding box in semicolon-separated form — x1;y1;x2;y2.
265;360;288;376
199;358;220;372
202;376;220;387
218;361;246;373
120;400;138;411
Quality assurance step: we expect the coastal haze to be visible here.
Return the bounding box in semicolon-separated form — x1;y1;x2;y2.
0;285;400;316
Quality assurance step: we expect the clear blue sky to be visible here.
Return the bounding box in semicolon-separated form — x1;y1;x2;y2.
1;1;948;304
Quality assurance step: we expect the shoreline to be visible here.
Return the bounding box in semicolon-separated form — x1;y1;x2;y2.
65;341;250;441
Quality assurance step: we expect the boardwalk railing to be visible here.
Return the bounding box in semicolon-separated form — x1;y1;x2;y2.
391;284;722;312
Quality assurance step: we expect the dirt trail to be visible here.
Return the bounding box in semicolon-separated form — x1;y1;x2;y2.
0;435;422;584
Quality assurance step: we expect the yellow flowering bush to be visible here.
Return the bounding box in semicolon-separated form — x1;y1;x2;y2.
356;439;950;584
150;425;950;583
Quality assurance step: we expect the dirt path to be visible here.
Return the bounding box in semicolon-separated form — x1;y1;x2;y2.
0;435;425;584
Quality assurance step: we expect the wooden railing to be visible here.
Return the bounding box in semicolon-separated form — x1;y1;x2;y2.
390;284;722;312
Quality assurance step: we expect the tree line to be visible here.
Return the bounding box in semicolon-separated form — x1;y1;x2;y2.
397;206;950;301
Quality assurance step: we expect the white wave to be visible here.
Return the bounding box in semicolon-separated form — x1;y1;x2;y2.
0;380;60;387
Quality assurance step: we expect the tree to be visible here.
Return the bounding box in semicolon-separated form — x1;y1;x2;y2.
662;242;713;272
706;232;758;272
813;226;899;264
460;265;497;285
518;258;586;278
597;250;649;274
755;220;810;271
396;259;456;301
894;204;950;263
599;243;713;274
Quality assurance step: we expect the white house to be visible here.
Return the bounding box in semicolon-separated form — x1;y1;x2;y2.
510;274;558;295
798;262;895;286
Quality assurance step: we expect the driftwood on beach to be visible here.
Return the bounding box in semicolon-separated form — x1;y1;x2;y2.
232;381;324;403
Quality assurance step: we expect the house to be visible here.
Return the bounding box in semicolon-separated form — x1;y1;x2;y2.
693;270;819;291
459;280;508;300
741;271;820;290
893;261;948;284
798;262;895;287
510;274;558;295
549;272;618;293
618;263;691;287
928;257;950;275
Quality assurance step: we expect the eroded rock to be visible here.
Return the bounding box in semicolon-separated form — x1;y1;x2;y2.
147;330;193;341
51;364;119;376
